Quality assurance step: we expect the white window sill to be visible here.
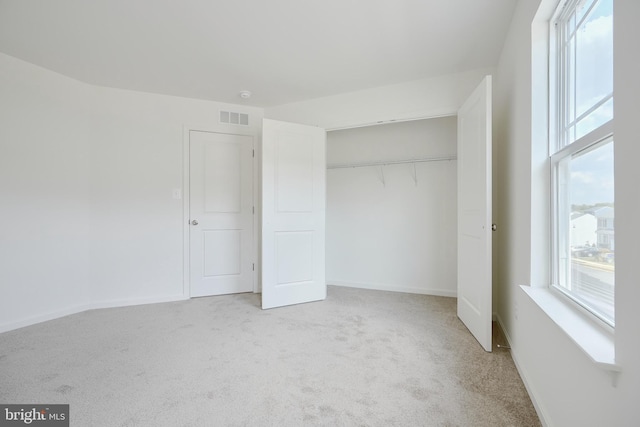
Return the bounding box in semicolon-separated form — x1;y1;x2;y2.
520;285;619;373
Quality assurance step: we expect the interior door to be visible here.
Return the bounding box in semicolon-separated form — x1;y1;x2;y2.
189;130;254;297
457;76;493;352
261;119;326;309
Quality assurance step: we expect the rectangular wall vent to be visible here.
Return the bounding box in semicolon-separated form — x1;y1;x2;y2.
220;111;249;126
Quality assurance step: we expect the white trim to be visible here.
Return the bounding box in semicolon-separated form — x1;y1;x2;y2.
325;111;457;132
0;303;92;334
328;281;457;298
183;126;190;297
182;124;260;298
0;295;189;334
565;93;613;129
88;295;189;310
549;119;614;162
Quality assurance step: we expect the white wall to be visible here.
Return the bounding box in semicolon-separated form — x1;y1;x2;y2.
0;52;263;331
493;1;640;425
89;85;262;306
326;117;457;296
0;53;93;329
264;68;493;130
613;1;640;419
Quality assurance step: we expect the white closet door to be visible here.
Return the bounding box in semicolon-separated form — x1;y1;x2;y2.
261;119;326;309
457;76;493;352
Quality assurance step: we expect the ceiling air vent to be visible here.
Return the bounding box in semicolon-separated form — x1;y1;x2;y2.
220;111;249;126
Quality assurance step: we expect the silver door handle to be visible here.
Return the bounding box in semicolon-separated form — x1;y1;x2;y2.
191;220;199;226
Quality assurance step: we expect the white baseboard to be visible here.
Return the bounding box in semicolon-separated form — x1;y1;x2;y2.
495;313;550;427
0;303;92;334
0;294;189;334
328;280;457;297
89;294;188;310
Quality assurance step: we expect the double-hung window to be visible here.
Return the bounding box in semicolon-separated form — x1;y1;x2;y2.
550;0;614;326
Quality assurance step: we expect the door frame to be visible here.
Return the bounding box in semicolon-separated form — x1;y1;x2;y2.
182;123;260;298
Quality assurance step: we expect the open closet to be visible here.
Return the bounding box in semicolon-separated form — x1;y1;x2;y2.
325;117;458;296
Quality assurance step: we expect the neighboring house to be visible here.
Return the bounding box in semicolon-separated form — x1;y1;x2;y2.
593;206;615;250
570;212;596;248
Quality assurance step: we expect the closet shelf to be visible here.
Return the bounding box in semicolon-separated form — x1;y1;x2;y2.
327;155;457;169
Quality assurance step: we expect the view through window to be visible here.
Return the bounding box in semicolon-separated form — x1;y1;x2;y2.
551;0;614;326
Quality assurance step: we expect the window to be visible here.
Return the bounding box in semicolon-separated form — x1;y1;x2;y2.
550;0;614;326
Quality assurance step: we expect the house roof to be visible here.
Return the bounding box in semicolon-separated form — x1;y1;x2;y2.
571;212;599;221
592;206;614;218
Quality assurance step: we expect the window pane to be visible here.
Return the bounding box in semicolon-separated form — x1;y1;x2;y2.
559;0;613;147
575;0;613;117
557;140;614;325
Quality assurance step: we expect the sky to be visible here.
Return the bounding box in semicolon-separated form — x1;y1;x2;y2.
570;139;614;206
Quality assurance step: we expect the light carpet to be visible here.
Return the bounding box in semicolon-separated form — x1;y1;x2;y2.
0;286;540;426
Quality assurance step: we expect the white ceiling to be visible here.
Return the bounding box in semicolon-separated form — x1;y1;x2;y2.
0;0;516;107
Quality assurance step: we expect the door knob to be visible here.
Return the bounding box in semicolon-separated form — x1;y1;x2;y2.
191;220;199;226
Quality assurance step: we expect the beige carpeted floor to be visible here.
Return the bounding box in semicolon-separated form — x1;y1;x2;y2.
0;286;540;426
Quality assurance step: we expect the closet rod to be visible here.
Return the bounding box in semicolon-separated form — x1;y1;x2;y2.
327;155;457;170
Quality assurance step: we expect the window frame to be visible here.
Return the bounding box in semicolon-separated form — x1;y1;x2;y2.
548;0;615;328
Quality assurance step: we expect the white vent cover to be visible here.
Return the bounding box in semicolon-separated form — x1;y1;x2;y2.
220;111;249;126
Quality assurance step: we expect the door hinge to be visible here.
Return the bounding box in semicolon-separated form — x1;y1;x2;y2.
253;206;255;214
252;263;255;271
252;149;255;158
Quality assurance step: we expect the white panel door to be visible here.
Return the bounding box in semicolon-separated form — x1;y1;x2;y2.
457;76;493;352
190;130;254;297
262;119;326;309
